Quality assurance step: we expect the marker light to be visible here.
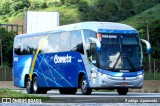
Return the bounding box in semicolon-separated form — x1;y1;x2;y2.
97;33;102;41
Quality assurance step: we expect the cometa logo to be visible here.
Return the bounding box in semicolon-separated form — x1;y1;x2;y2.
54;55;72;64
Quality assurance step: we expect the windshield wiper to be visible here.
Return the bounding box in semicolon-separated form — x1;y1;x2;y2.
112;54;135;70
113;54;121;69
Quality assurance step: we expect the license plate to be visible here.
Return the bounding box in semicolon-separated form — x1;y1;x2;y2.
120;82;128;86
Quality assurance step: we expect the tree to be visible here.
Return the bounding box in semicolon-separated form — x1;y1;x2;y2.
148;20;160;59
11;0;30;12
119;0;135;20
95;1;119;21
0;28;16;67
77;0;89;12
138;19;160;59
78;0;119;22
0;1;11;15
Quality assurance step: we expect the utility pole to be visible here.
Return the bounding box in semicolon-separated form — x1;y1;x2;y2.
146;20;151;73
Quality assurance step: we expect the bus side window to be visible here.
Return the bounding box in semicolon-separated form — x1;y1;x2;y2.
59;32;71;52
70;30;84;54
14;46;21;55
14;39;21;55
47;33;59;53
71;43;84;54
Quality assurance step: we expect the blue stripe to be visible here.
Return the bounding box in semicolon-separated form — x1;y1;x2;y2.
98;29;138;34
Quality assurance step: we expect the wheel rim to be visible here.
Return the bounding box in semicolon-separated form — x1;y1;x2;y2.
33;79;37;92
82;79;87;92
26;80;31;90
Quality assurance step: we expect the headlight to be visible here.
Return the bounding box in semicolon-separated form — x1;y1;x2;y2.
102;74;110;78
137;74;144;79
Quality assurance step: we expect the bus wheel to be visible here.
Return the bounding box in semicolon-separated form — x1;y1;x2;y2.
59;88;77;94
117;88;128;95
26;77;33;94
32;76;46;94
80;76;92;95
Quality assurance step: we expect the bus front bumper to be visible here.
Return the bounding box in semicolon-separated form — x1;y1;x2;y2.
95;73;144;88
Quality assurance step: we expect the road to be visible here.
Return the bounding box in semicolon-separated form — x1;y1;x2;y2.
1;90;160;106
13;90;160;103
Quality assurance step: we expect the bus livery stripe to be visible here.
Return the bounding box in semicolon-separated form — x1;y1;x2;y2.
30;35;49;80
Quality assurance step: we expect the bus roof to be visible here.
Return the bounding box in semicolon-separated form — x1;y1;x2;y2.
15;22;138;38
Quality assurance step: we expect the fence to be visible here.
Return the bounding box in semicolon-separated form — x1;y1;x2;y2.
0;67;12;81
0;24;23;34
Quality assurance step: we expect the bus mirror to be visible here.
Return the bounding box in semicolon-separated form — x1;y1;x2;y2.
89;37;101;52
141;39;151;54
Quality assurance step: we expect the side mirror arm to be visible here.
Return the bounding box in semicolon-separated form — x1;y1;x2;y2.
89;37;101;52
141;39;151;54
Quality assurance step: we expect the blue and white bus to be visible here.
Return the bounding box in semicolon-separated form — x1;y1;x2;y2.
13;22;151;95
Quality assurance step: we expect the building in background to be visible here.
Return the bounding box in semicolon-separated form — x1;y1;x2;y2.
25;11;59;34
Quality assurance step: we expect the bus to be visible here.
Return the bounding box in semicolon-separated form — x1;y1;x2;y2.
13;22;151;95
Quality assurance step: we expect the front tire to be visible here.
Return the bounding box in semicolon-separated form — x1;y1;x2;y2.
26;77;33;94
117;88;128;95
80;76;92;95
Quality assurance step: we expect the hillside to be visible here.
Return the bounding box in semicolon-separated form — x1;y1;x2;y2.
122;4;160;29
1;0;159;26
11;5;80;26
0;4;80;26
122;4;160;63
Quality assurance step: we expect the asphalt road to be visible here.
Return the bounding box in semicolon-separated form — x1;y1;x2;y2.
1;90;160;106
13;90;160;103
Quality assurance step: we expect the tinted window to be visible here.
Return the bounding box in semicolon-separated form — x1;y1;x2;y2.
14;35;46;55
70;30;82;49
38;35;48;53
70;30;84;54
47;33;59;53
59;32;71;52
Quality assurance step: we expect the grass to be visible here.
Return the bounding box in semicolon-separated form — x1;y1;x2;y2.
0;88;37;97
144;72;160;80
0;88;50;103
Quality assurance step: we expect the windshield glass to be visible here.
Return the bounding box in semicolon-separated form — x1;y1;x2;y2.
99;35;142;71
121;36;141;69
100;35;121;68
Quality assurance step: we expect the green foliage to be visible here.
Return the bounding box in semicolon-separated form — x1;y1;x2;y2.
0;0;30;15
77;0;120;22
119;0;135;20
77;0;88;12
145;20;160;59
0;28;16;67
0;1;11;15
11;0;30;12
29;1;48;10
136;0;160;14
61;0;80;6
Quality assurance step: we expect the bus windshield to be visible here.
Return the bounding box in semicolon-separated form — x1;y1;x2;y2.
99;35;142;71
